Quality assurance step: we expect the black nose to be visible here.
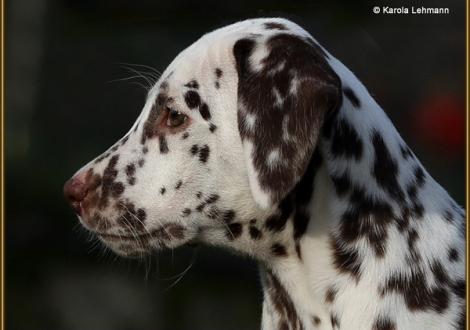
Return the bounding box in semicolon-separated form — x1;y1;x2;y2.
64;172;88;215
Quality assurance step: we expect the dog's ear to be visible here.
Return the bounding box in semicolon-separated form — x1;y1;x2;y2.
233;33;342;208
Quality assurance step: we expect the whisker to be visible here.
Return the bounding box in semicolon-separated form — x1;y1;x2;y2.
130;81;152;92
116;62;163;76
163;246;199;292
119;213;146;261
106;75;148;84
121;66;155;88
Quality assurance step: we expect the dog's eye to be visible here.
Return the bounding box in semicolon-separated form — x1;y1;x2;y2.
166;109;187;127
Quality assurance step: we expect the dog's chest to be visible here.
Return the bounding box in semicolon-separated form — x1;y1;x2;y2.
259;151;465;330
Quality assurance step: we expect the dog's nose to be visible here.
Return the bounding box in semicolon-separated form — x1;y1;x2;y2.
64;172;88;215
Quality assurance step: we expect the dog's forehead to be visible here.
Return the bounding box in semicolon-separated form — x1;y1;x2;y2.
158;18;307;86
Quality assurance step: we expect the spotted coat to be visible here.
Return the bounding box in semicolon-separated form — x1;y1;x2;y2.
65;18;465;330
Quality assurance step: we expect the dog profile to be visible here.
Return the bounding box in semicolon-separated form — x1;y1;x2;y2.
64;18;466;330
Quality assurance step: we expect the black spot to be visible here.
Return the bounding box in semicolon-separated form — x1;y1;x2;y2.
120;135;129;146
265;198;293;232
325;286;337;304
451;280;465;299
175;180;182;190
312;316;321;326
94;152;110;164
190;144;199;155
206;194;219;204
330;119;363;160
125;163;136;177
271;243;287;257
293;211;309;240
400;144;414;159
108;154;119;167
264;269;303;329
395;207;411;232
249;226;262;240
182;208;191;217
182;132;189;140
185;80;199;89
331;172;351;197
343;87;361;108
160;187;166;195
448;247;460;262
372;131;405;202
372;316;396;330
159;135;169;154
138;158;145;167
196;191;202;199
199;145;210;163
111;182;124;197
226;222;242;240
406;184;424;218
381;270;450;313
330;235;361;280
264;22;288;30
339;187;394;257
233;38;256;80
195;202;206;212
209;123;217;133
431;260;451;285
141;96;163;144
444;209;454;223
215;68;223;78
330;314;340;328
414;166;425;187
99;155;120;209
199;103;211;120
222;210;236;223
184;90;201;108
295;243;301;260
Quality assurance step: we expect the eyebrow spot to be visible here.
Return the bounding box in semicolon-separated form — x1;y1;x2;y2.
184;91;201;108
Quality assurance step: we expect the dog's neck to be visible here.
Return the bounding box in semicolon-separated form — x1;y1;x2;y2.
200;62;462;329
255;88;458;329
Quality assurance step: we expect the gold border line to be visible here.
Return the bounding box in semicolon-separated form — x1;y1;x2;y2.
1;0;5;328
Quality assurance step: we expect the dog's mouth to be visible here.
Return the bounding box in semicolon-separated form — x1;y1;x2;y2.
92;223;190;257
97;223;186;242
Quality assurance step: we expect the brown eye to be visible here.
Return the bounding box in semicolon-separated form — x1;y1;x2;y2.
166;109;187;127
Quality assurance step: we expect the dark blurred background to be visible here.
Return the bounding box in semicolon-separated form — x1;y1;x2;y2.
5;1;466;329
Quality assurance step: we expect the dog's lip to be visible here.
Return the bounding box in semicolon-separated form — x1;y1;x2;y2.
96;225;185;241
92;223;187;244
97;232;153;241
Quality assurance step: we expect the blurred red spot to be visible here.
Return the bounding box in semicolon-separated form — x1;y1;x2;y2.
413;94;465;156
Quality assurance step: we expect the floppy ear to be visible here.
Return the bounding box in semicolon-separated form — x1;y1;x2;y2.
233;33;342;209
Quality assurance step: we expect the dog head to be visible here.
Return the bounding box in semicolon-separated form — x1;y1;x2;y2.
64;18;341;257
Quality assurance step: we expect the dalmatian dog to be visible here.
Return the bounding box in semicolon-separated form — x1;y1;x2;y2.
64;18;466;330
